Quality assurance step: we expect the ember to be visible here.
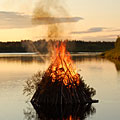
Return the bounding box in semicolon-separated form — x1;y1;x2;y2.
31;42;98;106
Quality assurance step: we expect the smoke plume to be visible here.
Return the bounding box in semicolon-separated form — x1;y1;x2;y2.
32;0;81;39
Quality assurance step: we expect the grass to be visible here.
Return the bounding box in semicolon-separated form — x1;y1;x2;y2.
103;37;120;59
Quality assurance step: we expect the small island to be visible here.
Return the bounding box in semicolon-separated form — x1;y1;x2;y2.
102;37;120;60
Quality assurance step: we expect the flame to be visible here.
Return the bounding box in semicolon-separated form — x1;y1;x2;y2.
46;42;80;87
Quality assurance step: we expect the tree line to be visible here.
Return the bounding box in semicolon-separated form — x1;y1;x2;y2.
0;40;115;53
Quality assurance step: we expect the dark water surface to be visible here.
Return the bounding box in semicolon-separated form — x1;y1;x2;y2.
0;53;120;120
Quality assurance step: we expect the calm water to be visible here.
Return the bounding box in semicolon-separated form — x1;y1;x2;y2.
0;53;120;120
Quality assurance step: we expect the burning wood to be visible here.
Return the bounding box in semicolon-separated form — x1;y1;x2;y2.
31;42;98;106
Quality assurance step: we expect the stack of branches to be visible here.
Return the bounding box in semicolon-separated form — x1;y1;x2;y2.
31;61;97;106
24;49;98;106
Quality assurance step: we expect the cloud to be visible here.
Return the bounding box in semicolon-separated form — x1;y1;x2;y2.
71;27;107;34
110;28;120;32
32;17;83;25
0;11;83;29
0;11;33;29
81;34;117;41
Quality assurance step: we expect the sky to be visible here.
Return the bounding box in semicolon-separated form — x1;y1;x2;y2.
0;0;120;42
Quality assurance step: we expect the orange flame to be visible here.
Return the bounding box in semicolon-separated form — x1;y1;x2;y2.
47;42;80;87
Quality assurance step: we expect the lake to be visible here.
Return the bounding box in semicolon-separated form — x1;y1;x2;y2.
0;53;120;120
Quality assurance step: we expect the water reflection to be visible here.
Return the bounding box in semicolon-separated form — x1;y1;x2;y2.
0;55;49;64
0;54;101;64
24;103;96;120
109;59;120;72
71;55;101;62
1;54;119;73
72;55;120;74
24;106;37;120
0;53;120;120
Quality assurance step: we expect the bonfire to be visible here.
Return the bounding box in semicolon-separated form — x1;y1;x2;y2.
31;42;98;106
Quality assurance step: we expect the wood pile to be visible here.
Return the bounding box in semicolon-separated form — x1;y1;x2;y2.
31;42;98;106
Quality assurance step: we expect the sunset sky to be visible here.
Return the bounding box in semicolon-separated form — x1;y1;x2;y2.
0;0;120;42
